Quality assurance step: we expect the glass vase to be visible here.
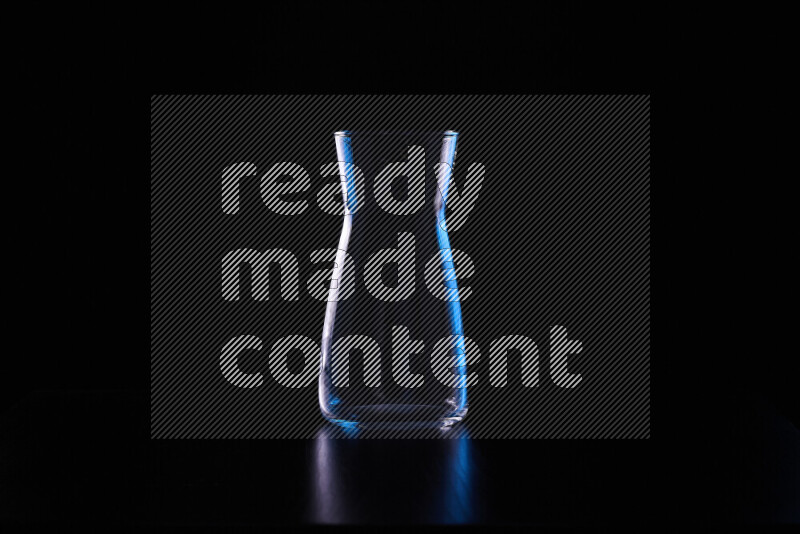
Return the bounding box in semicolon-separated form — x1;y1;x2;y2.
318;130;469;428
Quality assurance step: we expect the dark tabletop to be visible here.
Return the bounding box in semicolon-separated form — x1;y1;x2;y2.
1;390;798;529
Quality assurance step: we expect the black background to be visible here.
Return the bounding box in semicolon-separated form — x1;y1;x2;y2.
5;1;798;530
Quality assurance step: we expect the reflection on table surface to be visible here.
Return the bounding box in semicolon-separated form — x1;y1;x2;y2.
311;425;476;524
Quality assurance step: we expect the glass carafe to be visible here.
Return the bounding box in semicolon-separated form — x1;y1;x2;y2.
318;130;469;428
